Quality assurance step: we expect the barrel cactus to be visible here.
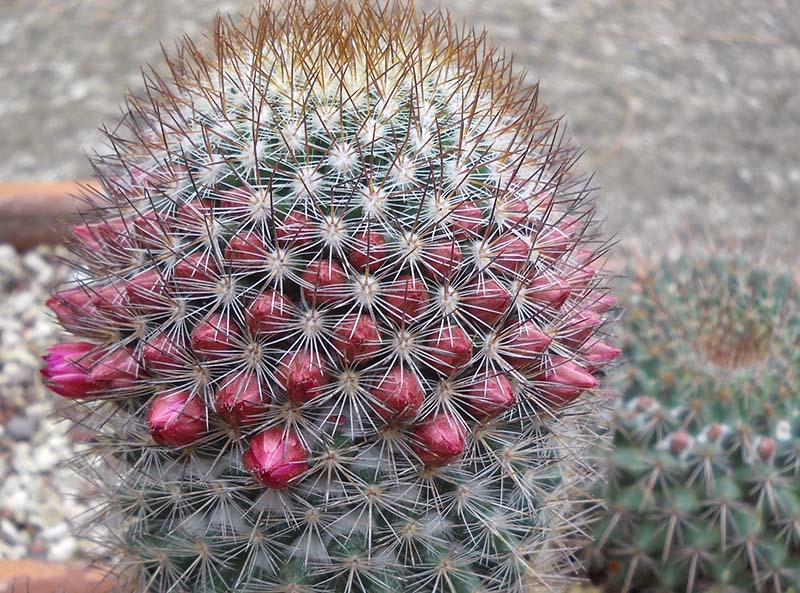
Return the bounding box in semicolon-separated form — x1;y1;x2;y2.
587;256;800;593
41;1;619;591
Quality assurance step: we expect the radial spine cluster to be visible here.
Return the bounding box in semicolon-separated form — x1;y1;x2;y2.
41;2;619;592
588;257;800;593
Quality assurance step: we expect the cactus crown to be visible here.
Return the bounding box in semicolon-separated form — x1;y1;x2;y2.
588;256;800;593
42;1;619;592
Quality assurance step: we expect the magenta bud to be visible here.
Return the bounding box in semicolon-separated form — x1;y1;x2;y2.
497;197;530;225
707;423;723;442
190;313;241;361
489;235;530;276
501;321;553;370
535;227;571;260
133;210;171;249
583;338;622;372
73;218;130;251
175;199;214;229
450;200;484;239
425;325;473;376
126;269;167;308
757;437;776;462
40;342;101;399
91;281;130;320
560;310;602;347
526;273;571;309
46;287;97;331
90;348;142;387
174;251;219;285
670;430;691;455
462;373;515;419
276;350;330;403
215;373;269;425
420;240;462;280
371;367;424;420
332;314;381;363
276;211;316;247
586;292;616;313
383;275;429;324
535;356;598;409
246;290;295;336
349;230;387;272
217;185;254;212
147;390;207;448
411;412;467;466
301;259;349;305
567;264;597;291
224;231;268;271
462;277;510;325
243;426;308;489
142;332;185;373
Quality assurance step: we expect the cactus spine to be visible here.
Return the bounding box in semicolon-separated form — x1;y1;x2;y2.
42;2;619;591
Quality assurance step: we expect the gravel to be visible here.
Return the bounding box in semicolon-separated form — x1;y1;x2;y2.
0;244;94;561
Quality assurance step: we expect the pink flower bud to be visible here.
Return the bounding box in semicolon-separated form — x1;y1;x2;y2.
757;437;776;462
91;281;130;320
349;230;387;272
420;240;462;280
46;287;97;332
500;321;553;370
174;251;219;285
497;196;530;225
535;227;571;260
224;231;267;271
73;218;131;252
142;332;186;373
461;277;510;325
133;210;171;249
411;412;467;465
301;259;349;306
489;235;530;276
559;309;602;348
190;313;241;361
217;185;255;213
126;269;167;308
449;200;484;239
371;367;423;420
462;373;516;419
147;390;207;447
276;350;330;403
526;273;571;309
707;423;723;442
585;292;616;313
567;264;596;291
276;211;316;247
246;289;295;336
332;314;381;363
535;356;598;409
90;348;142;387
40;342;101;399
175;199;214;230
215;373;269;425
582;338;621;372
243;426;308;489
425;325;473;376
670;430;691;455
383;275;429;324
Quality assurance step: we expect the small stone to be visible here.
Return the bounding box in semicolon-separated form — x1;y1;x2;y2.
5;415;36;441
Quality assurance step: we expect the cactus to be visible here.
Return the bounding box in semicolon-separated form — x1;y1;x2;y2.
587;256;800;593
41;1;619;591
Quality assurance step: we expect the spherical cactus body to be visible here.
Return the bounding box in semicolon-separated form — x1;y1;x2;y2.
588;256;800;593
41;2;618;591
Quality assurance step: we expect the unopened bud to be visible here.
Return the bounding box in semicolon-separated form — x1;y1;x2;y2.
411;412;467;466
425;325;473;376
535;356;598;409
332;314;381;363
190;313;241;361
349;230;387;272
301;259;349;306
215;373;269;425
462;373;516;419
500;321;553;370
383;275;429;325
276;350;330;403
462;277;510;325
246;289;295;336
147;390;207;447
243;426;308;489
371;367;423;420
421;240;462;280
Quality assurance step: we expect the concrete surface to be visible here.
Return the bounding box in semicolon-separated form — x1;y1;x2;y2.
0;0;798;256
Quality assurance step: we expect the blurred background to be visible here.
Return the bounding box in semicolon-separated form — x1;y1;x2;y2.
0;0;797;568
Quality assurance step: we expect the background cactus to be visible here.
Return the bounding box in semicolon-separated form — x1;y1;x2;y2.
41;1;619;591
587;255;800;593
